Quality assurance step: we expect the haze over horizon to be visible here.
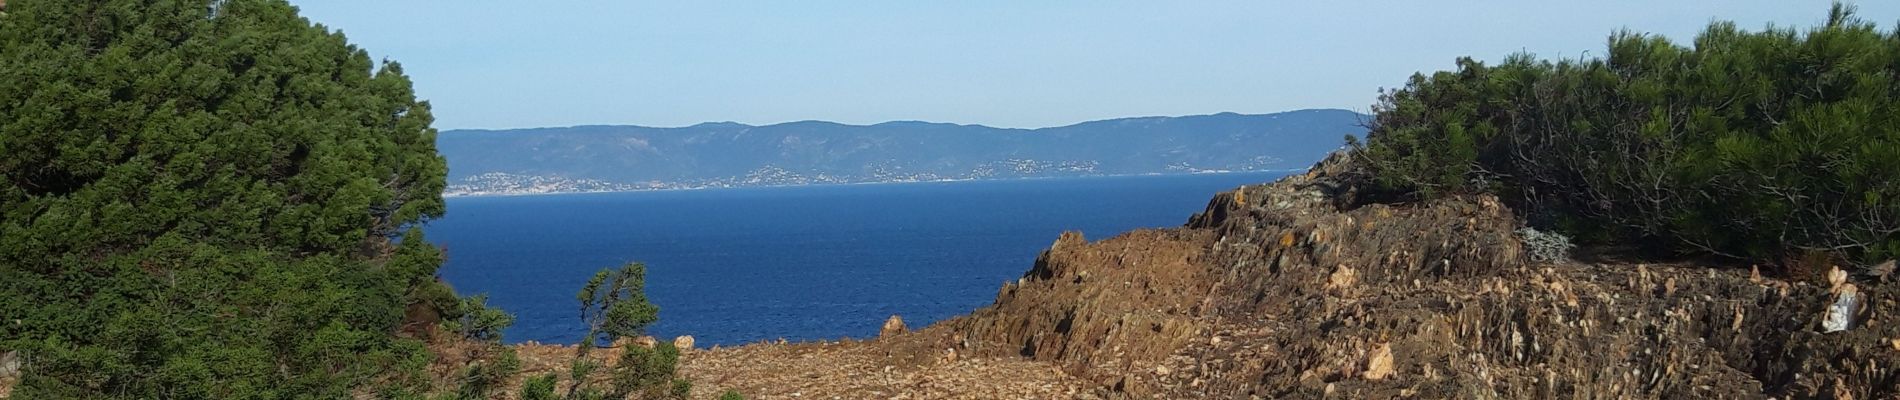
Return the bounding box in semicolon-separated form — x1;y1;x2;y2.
438;109;1352;131
291;1;1894;130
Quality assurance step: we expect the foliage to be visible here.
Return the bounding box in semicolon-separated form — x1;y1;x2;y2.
718;390;747;400
450;346;521;400
0;0;451;397
544;263;689;400
521;373;560;400
576;263;662;350
1517;227;1576;263
1357;3;1900;266
605;342;689;400
445;294;516;342
423;292;520;399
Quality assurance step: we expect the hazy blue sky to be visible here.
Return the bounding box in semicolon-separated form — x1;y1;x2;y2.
291;1;1895;130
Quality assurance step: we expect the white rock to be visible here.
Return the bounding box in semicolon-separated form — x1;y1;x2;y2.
1823;284;1862;333
0;350;17;377
673;335;695;350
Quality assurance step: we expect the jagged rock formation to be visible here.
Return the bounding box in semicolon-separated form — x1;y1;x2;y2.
669;151;1896;399
930;152;1899;398
882;315;909;338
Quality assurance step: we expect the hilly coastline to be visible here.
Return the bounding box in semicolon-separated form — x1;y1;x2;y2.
9;2;1899;399
436;109;1364;196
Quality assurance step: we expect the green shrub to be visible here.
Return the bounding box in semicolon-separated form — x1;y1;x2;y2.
452;347;521;400
445;294;516;342
521;373;561;400
1359;3;1900;266
576;263;662;349
541;262;689;400
608;342;689;399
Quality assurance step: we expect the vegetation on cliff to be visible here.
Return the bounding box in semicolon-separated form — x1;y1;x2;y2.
0;2;728;398
524;263;693;400
1355;3;1900;268
0;0;457;397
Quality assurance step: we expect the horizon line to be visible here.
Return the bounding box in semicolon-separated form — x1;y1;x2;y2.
438;108;1370;134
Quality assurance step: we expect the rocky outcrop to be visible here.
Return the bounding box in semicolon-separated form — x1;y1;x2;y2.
675;150;1900;399
947;228;1218;393
881;315;908;338
935;151;1898;398
939;152;1528;397
673;335;696;350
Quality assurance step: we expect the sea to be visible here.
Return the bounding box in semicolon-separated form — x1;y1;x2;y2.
427;171;1290;346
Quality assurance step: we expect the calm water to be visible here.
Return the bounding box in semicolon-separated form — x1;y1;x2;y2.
428;172;1288;346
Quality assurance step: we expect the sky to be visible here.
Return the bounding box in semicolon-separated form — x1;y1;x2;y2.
290;1;1898;130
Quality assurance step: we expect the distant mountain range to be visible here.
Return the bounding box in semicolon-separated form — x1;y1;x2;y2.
436;109;1367;196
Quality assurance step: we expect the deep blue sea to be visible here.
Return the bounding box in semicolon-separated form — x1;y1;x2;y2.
427;172;1289;346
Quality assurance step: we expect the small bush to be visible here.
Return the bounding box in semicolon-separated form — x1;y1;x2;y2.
519;373;559;400
1518;227;1576;263
533;262;689;400
451;347;520;400
445;294;515;342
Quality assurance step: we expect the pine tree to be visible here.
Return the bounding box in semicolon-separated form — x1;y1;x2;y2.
1356;3;1900;268
0;1;452;397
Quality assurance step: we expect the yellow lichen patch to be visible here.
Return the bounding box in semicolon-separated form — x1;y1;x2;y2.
1279;232;1296;248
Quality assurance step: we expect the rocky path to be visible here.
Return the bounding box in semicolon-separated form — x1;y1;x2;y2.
678;338;1101;400
507;332;1101;400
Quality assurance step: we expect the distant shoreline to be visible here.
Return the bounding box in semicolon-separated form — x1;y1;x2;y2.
441;169;1302;199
